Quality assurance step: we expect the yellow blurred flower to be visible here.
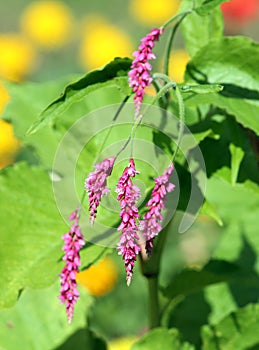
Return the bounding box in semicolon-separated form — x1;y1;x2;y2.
130;0;180;26
0;84;10;115
0;34;36;82
108;337;137;350
20;1;73;49
79;16;133;70
0;120;21;169
168;49;190;83
76;256;118;297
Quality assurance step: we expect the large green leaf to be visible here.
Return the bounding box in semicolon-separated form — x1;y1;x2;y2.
27;57;132;135
131;328;194;350
202;304;259;350
180;0;223;57
0;162;110;309
184;37;259;134
0;281;95;350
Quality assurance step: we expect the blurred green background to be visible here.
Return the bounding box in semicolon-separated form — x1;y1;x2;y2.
0;0;258;83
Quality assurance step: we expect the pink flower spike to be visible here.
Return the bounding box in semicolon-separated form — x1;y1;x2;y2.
140;163;175;257
85;156;116;224
59;209;85;323
128;27;164;117
116;158;141;285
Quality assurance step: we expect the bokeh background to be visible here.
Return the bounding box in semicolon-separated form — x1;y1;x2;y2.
0;0;258;83
0;0;258;170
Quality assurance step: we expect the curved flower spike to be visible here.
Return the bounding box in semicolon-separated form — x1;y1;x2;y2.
116;158;141;285
140;163;175;256
85;156;116;224
128;27;164;117
59;209;85;323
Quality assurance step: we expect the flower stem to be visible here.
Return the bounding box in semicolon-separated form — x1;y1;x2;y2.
99;95;130;155
163;10;192;29
148;276;160;328
164;12;190;76
172;85;185;162
140;225;171;329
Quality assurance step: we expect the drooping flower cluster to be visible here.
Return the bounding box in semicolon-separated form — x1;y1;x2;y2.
140;163;175;256
85;156;116;224
59;210;85;323
116;158;141;285
128;27;164;116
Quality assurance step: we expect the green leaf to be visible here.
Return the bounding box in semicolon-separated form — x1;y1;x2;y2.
27;57;132;135
0;281;94;350
202;304;259;350
180;0;223;56
229;143;245;186
162;260;259;300
0;162;110;309
185;37;259;135
200;200;223;226
196;0;229;15
131;328;194;350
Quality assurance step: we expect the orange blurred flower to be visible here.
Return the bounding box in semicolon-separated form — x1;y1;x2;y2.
76;256;118;297
79;16;133;70
0;34;36;82
20;1;73;49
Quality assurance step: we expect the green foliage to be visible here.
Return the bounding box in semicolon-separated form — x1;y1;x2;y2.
0;281;94;350
202;304;259;350
0;162;110;309
195;0;229;15
27;57;132;135
131;328;195;350
162;260;259;300
180;0;224;56
185;36;259;135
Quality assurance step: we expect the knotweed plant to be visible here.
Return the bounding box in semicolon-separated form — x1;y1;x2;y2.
57;21;177;324
58;11;222;325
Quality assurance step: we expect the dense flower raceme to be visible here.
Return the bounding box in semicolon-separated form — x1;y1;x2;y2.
128;27;164;117
140;163;175;256
85;156;116;224
116;158;141;285
59;209;85;323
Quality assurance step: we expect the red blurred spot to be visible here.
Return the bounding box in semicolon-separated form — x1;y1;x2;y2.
221;0;259;24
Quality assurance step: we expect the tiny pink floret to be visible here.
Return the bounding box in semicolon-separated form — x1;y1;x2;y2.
116;158;141;285
59;209;85;323
85;157;116;224
140;163;175;256
128;27;164;116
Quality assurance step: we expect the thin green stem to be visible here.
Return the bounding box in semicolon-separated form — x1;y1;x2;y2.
172;85;185;162
164;13;190;76
140;224;172;329
163;10;193;29
148;276;160;329
116;82;176;158
99;95;130;155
